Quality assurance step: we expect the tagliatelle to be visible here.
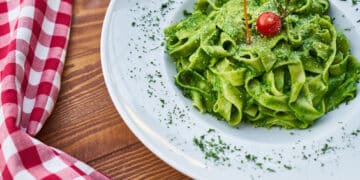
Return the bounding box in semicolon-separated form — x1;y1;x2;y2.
164;0;360;129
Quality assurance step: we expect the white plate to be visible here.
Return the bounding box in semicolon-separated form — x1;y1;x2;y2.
101;1;360;179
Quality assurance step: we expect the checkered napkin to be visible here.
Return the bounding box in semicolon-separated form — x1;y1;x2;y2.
0;0;108;179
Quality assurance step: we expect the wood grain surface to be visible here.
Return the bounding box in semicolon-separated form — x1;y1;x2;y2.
36;0;189;179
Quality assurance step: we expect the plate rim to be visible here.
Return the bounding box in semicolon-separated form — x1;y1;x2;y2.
100;0;199;178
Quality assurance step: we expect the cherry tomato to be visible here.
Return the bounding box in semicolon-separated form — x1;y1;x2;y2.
256;12;282;37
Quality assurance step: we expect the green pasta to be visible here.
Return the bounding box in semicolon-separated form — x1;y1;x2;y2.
164;0;360;129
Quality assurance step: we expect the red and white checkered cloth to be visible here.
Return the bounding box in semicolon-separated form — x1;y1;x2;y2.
0;0;108;179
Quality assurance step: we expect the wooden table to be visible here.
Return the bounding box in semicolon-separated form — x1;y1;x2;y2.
37;0;188;179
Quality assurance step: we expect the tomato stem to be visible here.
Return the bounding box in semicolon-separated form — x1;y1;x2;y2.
273;0;291;18
243;0;252;44
285;0;289;14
